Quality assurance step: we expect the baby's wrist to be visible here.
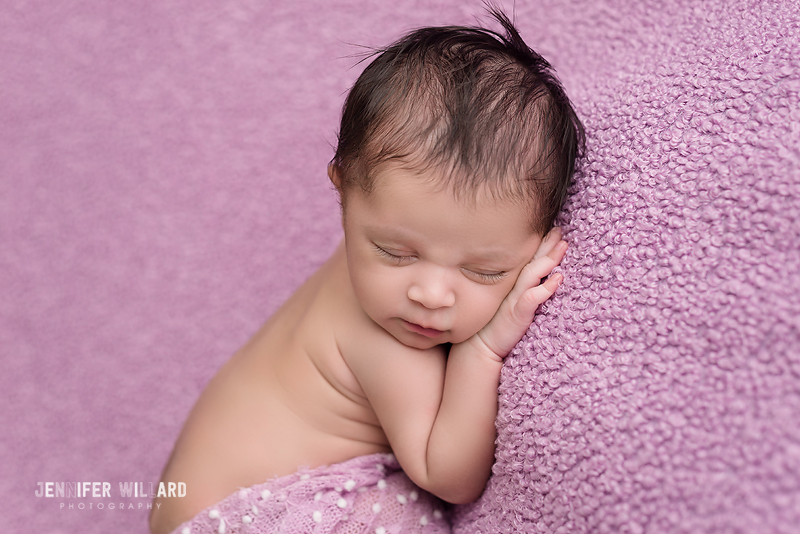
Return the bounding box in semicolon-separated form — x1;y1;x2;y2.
462;333;506;364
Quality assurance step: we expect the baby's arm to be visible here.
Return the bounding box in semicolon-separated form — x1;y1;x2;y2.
347;229;567;503
423;230;567;502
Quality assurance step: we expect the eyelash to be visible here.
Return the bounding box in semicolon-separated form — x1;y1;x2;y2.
373;244;412;265
470;271;508;283
373;244;508;283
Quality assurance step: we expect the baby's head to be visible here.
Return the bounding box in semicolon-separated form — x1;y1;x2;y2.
329;10;584;348
330;9;584;236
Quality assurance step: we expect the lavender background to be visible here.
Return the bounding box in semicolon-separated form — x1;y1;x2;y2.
3;1;799;533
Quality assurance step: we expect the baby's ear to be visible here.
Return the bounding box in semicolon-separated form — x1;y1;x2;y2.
328;163;346;225
328;163;343;191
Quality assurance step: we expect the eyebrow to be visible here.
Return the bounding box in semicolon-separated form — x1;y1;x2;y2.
464;249;521;266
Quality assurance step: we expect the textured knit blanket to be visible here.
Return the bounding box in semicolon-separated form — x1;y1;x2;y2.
452;1;800;532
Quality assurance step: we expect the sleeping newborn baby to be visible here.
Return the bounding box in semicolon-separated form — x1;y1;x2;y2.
150;9;583;534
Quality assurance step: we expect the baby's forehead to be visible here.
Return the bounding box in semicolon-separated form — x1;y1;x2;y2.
369;161;539;215
360;164;542;239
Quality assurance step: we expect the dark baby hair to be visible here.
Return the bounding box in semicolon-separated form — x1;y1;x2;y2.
331;8;584;235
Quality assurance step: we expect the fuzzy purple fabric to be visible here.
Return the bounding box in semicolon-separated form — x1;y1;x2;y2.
453;1;800;533
169;453;448;534
3;1;798;533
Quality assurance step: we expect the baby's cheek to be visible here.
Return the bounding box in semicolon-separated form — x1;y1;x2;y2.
457;290;506;338
351;273;388;317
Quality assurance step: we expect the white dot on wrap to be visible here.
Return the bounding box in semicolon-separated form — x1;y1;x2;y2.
260;489;271;500
314;491;323;501
433;509;442;519
251;505;258;515
420;515;429;526
242;515;252;524
208;510;220;519
337;498;348;508
377;480;387;490
396;493;407;505
372;503;381;514
376;528;387;534
409;490;418;501
312;511;322;523
181;528;191;534
344;479;357;491
300;474;310;481
217;518;226;534
238;489;249;499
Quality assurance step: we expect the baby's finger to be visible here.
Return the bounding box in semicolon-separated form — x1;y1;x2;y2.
533;227;563;260
510;240;568;299
512;273;563;324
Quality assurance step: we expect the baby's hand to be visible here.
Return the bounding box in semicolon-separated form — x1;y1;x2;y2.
470;228;568;361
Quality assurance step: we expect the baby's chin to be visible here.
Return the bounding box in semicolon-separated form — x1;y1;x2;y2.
386;323;474;351
396;336;447;351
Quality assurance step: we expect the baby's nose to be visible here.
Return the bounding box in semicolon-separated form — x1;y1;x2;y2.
407;275;456;309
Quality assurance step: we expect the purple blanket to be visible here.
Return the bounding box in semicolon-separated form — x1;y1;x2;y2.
167;453;448;534
3;1;798;533
454;1;800;532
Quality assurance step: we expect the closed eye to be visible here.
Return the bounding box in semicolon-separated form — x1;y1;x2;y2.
373;243;414;265
463;268;508;284
373;243;508;282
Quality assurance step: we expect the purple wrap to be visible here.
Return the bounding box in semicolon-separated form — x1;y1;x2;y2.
169;453;449;534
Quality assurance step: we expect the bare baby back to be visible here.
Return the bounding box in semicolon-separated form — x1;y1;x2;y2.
150;244;393;534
